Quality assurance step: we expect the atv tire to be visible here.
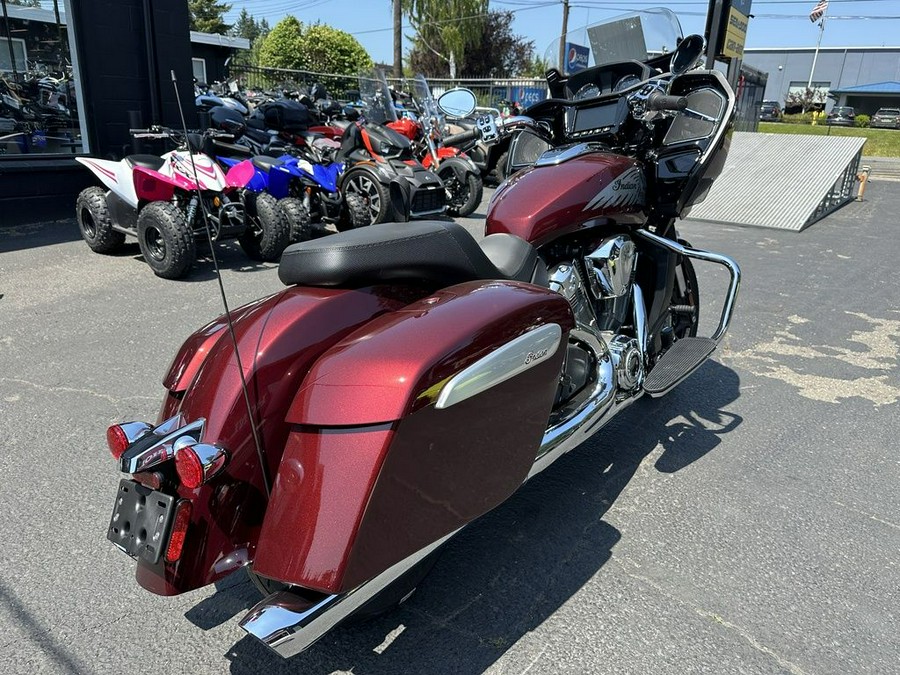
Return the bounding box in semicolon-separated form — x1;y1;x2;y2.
278;197;312;243
76;187;125;253
136;201;195;279
338;192;371;231
240;191;291;261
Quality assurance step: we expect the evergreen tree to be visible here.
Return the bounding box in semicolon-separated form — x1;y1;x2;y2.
189;0;232;35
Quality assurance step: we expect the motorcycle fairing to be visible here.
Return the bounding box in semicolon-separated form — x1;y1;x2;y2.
133;166;178;203
253;280;574;593
76;157;138;207
136;285;416;596
163;150;229;192
224;159;256;189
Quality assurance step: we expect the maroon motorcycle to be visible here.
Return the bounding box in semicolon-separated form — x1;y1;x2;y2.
103;13;741;659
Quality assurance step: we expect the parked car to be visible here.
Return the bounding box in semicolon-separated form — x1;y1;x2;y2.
870;107;900;130
759;100;781;121
826;106;855;127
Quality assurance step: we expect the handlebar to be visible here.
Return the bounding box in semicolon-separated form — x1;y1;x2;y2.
442;129;478;147
646;91;688;112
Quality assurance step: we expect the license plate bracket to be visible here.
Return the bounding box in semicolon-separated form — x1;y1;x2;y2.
107;479;175;565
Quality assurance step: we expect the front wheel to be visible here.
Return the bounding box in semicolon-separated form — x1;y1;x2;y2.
669;246;700;340
136;201;195;279
342;169;389;226
438;162;483;217
279;196;312;243
239;191;290;261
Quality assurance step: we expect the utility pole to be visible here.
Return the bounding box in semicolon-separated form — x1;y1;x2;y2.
558;0;569;71
393;0;403;79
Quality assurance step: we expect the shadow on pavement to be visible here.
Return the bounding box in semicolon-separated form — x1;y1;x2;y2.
179;359;740;674
0;218;82;254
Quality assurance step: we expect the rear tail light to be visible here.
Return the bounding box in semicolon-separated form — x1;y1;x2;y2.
174;440;227;489
165;500;192;562
106;421;153;460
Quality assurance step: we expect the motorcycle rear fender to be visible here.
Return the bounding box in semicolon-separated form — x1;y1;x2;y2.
253;280;574;593
136;285;415;596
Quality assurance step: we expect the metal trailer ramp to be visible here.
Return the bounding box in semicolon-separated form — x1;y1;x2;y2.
685;131;865;232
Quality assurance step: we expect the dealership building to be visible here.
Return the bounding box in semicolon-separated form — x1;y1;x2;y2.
743;46;900;113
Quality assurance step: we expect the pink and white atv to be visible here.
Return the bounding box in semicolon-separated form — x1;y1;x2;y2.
75;127;289;279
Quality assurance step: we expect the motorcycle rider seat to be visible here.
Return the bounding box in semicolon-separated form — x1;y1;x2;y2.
124;154;165;171
279;219;546;288
251;155;284;173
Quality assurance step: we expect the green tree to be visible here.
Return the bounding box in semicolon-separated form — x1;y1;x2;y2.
257;15;305;70
230;8;260;42
300;23;373;75
404;0;487;78
409;9;535;78
258;17;372;75
189;0;232;35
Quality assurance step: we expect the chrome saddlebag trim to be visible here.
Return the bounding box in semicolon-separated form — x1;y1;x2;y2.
240;532;455;658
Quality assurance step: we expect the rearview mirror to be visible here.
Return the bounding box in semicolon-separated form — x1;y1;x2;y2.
437;88;477;118
671;34;705;75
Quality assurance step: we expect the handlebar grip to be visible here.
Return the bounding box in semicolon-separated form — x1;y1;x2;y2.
442;129;478;147
646;92;688;112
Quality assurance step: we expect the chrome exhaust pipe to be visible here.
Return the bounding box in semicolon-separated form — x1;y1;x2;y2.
239;533;453;658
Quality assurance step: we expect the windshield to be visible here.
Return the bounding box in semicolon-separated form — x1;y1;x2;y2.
545;8;682;76
358;69;397;124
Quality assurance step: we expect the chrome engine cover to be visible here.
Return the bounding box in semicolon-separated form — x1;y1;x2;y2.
585;235;636;299
608;335;644;393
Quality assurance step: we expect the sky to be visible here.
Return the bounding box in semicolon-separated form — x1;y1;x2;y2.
222;0;900;66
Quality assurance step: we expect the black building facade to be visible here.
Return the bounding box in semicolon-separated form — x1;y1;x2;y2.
0;0;198;222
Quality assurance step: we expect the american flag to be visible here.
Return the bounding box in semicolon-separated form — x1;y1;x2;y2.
809;0;828;22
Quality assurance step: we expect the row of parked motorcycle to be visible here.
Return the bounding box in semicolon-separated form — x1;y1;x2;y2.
75;69;510;279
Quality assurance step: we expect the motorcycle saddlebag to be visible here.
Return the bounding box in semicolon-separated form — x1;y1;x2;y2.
252;279;575;593
261;100;311;132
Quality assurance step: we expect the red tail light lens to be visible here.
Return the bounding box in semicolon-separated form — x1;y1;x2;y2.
165;500;192;563
175;446;204;489
107;425;130;460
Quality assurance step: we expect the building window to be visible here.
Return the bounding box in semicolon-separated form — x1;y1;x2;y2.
0;37;27;72
0;1;87;156
192;57;207;85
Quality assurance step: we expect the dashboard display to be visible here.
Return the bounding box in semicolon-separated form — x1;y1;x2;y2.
573;102;621;133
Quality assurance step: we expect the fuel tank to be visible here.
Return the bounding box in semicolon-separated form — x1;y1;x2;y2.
486;151;646;246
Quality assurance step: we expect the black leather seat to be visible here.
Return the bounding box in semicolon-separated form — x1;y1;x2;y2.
124;154;165;171
278;220;545;288
251;155;284;172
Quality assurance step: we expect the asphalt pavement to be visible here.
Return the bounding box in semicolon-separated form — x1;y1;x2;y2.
0;182;898;674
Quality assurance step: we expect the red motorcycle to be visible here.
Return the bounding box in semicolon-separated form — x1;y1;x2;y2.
103;14;741;660
387;75;484;217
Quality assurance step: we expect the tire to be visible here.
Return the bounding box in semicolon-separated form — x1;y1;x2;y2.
338;191;370;231
670;244;700;340
342;168;390;225
491;150;510;183
278;196;312;244
239;191;291;262
438;163;483;217
136;201;195;279
75;186;125;253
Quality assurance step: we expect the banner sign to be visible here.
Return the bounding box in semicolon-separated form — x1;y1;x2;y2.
564;42;590;74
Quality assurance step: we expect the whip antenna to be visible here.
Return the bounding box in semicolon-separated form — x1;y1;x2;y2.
169;69;271;498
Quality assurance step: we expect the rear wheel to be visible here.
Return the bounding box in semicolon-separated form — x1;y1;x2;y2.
239;191;291;261
342;169;389;225
279;196;312;243
438;163;483;217
76;187;125;253
136;201;195;279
